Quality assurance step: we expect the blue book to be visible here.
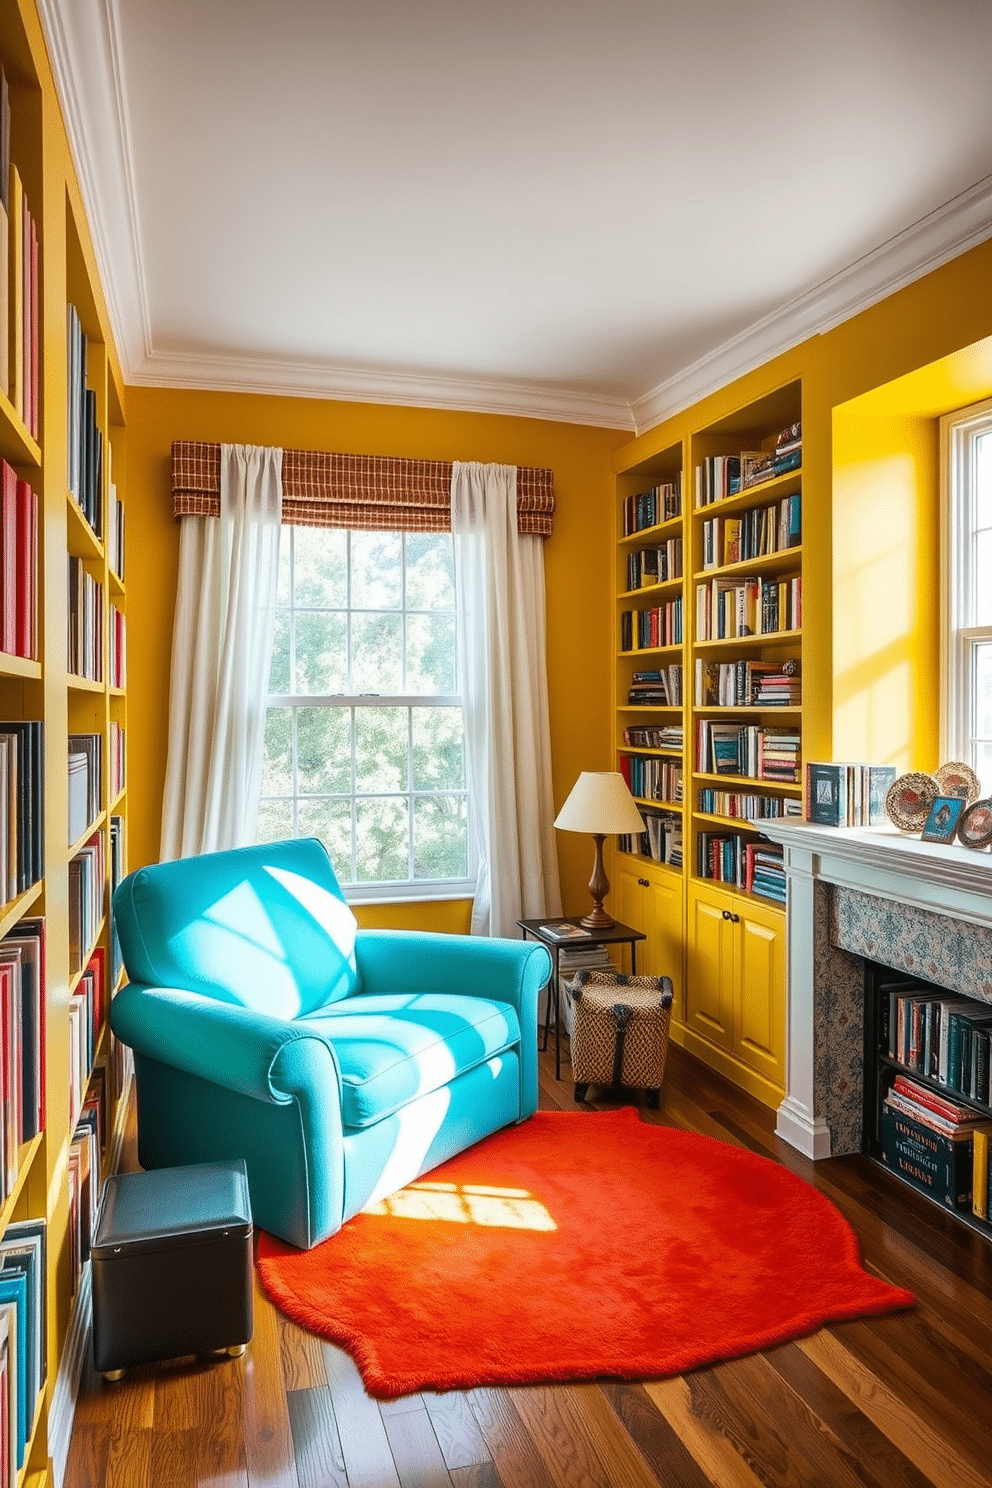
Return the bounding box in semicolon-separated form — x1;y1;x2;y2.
0;1271;28;1466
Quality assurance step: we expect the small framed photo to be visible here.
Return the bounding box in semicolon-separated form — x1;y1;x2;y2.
957;797;992;850
920;794;965;843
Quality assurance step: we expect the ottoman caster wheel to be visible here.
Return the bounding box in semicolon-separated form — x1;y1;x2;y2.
573;1082;589;1104
226;1344;247;1358
102;1368;126;1383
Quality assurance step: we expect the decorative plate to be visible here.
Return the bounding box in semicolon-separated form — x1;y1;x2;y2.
934;760;981;802
885;772;939;832
957;797;992;849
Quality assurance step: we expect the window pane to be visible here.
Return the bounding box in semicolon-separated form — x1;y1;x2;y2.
407;613;457;694
356;797;409;882
975;742;992;795
412;707;464;790
355;707;408;793
298;706;351;795
269;611;291;694
413;796;468;879
406;533;455;610
256;798;294;844
352;613;403;693
298;798;353;877
975;642;992;740
261;707;293;795
977;431;992;529
294;610;347;693
352;532;402;609
293;525;347;607
975;530;992;626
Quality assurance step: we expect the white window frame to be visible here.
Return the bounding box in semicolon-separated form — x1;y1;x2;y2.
940;394;992;776
260;527;477;904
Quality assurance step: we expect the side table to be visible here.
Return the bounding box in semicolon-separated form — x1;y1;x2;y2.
517;917;646;1081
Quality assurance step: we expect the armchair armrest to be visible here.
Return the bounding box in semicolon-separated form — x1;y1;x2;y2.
110;982;343;1106
354;930;551;1016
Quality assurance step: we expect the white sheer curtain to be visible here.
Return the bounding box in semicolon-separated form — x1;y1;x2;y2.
452;461;562;936
160;443;283;860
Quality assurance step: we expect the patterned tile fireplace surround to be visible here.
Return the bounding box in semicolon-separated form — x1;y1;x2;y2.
761;821;992;1159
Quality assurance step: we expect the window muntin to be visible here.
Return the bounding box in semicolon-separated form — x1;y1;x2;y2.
257;527;472;899
941;399;992;788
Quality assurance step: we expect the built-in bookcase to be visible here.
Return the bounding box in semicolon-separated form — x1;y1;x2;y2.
612;381;807;1107
0;2;130;1481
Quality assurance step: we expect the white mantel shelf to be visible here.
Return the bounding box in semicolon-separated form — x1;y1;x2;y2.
760;820;992;928
757;820;992;1161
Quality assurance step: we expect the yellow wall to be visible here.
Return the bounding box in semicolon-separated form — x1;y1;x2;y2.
124;386;628;922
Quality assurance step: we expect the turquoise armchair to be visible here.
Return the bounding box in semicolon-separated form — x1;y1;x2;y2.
110;838;551;1250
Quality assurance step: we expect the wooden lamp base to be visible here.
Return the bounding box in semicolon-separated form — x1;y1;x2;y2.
579;833;615;929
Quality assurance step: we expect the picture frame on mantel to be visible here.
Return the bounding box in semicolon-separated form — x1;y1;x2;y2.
920;794;965;843
957;797;992;850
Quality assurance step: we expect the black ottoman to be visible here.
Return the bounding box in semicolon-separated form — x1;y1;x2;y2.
91;1158;253;1381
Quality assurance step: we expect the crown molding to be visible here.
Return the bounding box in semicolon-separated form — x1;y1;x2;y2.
630;174;992;435
125;349;635;428
37;0;151;369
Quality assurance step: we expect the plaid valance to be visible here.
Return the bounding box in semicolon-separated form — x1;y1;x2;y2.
171;442;555;538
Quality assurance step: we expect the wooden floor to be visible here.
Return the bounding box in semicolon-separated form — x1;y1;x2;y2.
65;1039;992;1488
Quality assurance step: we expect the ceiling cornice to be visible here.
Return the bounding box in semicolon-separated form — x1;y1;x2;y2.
125;351;637;429
631;173;992;435
38;0;992;436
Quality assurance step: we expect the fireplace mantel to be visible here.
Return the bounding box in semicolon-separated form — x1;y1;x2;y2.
759;821;992;1160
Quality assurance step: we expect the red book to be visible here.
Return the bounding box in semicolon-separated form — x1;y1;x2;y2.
0;459;15;653
89;944;107;1040
29;215;38;440
14;477;34;658
892;1073;975;1125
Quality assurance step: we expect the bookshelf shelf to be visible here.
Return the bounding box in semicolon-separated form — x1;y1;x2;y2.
693;544;802;583
0;389;40;467
618;513;682;546
694;771;802;792
0;1135;44;1235
694;629;802;650
619;576;682;601
0;653;41;679
618;644;682;660
632;795;682;811
67;675;104;694
0;882;43;939
66;495;103;561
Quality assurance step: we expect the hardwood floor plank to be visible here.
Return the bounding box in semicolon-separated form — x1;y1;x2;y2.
62;1424;111;1488
643;1375;772;1488
466;1388;558;1488
381;1404;455;1488
320;1340;402;1488
242;1267;300;1488
449;1464;500;1488
286;1385;348;1488
797;1330;992;1488
104;1425;153;1488
279;1312;329;1391
599;1379;714;1488
421;1390;493;1470
192;1356;250;1486
508;1382;661;1488
148;1429;204;1488
761;1341;935;1488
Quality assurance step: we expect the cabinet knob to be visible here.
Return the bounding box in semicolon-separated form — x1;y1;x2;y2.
638;877;650;888
722;909;741;924
722;909;731;920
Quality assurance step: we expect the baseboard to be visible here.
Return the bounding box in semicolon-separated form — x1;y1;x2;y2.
670;1024;786;1112
775;1096;833;1160
49;1264;91;1488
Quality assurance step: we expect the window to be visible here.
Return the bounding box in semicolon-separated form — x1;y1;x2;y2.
941;396;992;787
256;526;473;900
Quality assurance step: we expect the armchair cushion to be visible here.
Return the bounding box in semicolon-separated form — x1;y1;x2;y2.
305;993;519;1128
113;837;359;1014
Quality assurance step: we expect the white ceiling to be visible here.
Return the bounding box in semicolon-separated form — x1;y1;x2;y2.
41;0;992;432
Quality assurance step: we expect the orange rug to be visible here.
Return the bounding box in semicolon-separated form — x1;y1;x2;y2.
256;1108;913;1399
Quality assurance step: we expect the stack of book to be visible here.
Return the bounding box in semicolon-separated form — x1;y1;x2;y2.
745;840;786;902
0;719;43;899
0;918;45;1199
805;762;896;827
67;556;105;680
622;477;681;535
880;1073;992;1214
697;787;803;822
885;981;992;1103
623;723;683;751
620;598;683;650
69;946;105;1128
626;667;682;706
695;573;801;639
67;304;105;536
625;536;682;590
619;809;682;867
695;658;801;708
742;423;802;488
0;460;38;660
67;733;102;847
0;1215;47;1482
68;830;105;976
696;720;801;783
701;494;801;569
619;753;682;803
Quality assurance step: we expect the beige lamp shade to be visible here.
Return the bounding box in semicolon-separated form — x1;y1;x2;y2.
554;771;645;836
554;772;645;928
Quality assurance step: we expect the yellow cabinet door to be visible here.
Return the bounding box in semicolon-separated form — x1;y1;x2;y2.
612;858;685;1019
686;885;735;1050
734;903;786;1087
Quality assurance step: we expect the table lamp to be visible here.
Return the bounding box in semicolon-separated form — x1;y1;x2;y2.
554;771;645;929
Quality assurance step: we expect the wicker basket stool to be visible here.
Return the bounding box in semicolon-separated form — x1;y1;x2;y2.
565;970;674;1108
